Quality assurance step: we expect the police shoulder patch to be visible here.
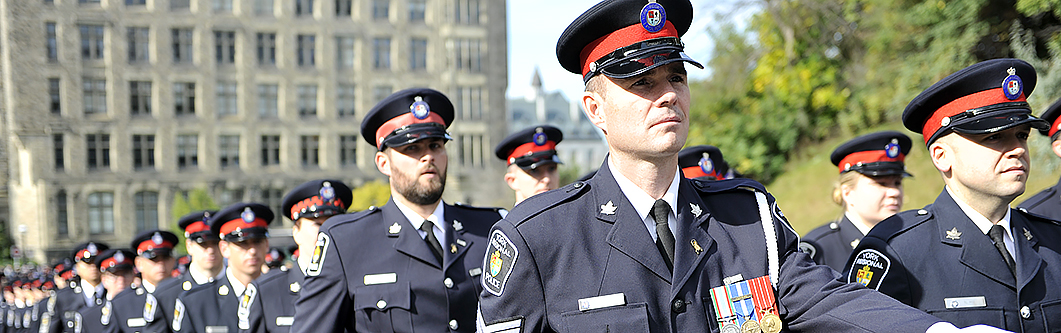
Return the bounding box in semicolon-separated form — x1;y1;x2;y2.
238;283;256;330
306;232;331;277
73;312;82;333
482;230;518;296
847;249;891;290
172;299;184;331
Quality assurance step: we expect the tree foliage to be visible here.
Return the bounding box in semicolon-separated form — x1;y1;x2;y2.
350;180;391;211
170;188;219;256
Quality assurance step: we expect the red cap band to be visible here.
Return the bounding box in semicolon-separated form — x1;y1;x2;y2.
184;221;209;235
682;165;721;180
374;112;447;150
922;88;1025;144
580;21;679;77
507;141;557;164
838;150;905;173
219;218;269;236
1050;116;1061;137
76;249;92;261
100;256;132;270
137;240;175;254
290;196;346;219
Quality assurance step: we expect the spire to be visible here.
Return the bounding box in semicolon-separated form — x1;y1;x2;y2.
531;67;543;90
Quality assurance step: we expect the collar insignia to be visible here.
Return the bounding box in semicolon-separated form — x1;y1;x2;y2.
1024;227;1033;241
690;203;702;218
690;239;703;255
600;201;617;215
945;227;962;240
389;222;402;234
452;220;463;231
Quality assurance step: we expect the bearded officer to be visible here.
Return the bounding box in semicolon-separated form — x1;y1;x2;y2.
240;179;352;333
475;0;1004;332
292;88;503;333
75;249;136;333
845;58;1061;331
110;230;179;333
174;203;273;333
495;125;564;206
677;145;740;181
1018;98;1061;219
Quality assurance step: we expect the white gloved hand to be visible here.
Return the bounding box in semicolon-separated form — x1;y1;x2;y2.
926;322;1013;333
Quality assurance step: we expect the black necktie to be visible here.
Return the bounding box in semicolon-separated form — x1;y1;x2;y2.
651;199;675;269
421;221;443;263
988;224;1016;277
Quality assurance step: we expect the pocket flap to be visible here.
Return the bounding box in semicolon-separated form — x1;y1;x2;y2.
353;282;412;311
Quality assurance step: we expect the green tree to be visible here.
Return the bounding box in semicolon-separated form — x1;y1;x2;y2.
350;180;391;211
169;188;219;256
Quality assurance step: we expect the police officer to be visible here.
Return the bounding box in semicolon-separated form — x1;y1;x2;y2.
475;1;997;332
292;88;503;333
261;248;286;275
495;125;564;205
241;179;353;333
1018;98;1061;219
150;211;221;330
111;230;179;333
75;249;136;333
845;58;1061;331
174;203;273;333
800;131;913;271
52;242;109;333
677;145;739;180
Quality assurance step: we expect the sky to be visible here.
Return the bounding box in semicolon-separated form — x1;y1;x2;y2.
505;0;754;101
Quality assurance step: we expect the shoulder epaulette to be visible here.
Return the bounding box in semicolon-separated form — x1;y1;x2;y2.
869;207;934;240
690;178;767;194
1016;207;1061;226
453;202;505;212
1018;187;1057;211
508;180;591;226
322;208;378;229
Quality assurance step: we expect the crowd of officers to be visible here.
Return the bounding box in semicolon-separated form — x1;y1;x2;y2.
5;0;1061;331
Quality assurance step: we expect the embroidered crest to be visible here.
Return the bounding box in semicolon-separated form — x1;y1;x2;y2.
946;227;962;240
410;96;431;120
847;249;891;290
306;232;330;277
639;0;666;33
600;201;617;215
482;230;518;296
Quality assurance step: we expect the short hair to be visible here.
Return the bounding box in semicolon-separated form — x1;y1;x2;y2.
585;75;607;98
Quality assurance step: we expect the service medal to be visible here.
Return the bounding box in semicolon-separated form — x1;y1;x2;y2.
741;319;761;333
721;323;741;333
760;313;782;333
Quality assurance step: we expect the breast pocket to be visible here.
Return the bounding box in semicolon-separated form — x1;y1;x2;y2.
926;307;1006;329
1041;300;1061;332
352;282;413;332
560;303;651;332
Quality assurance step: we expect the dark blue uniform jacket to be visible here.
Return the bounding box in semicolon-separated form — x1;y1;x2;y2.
1018;177;1061;221
800;216;865;272
240;264;301;333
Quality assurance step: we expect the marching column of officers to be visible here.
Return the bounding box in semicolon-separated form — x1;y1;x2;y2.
8;0;1061;332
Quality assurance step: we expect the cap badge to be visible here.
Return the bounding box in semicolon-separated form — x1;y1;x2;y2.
152;232;164;245
699;153;714;174
114;251;125;264
640;0;666;33
885;141;900;158
241;207;256;223
410;96;431;120
533;128;547;146
1003;67;1023;100
202;211;211;224
320;181;335;202
87;243;98;255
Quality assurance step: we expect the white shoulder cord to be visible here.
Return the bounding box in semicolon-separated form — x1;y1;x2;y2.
748;188;779;287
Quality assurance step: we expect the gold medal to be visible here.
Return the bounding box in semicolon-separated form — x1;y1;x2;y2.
760;314;782;333
741;320;761;333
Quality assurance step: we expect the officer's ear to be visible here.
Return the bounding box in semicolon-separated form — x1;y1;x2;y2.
503;167;520;191
928;136;953;175
375;150;392;177
1051;139;1061;159
582;79;607;134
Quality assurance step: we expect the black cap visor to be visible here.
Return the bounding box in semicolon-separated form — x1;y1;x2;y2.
379;123;452;150
949;109;1049;136
102;264;134;274
586;38;703;83
513;150;563;171
188;232;220;244
843;161;913;178
139;248;173;260
221;227;269;243
294;205;346;220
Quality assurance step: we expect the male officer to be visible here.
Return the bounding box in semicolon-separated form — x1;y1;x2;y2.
53;242;109;333
1018;98;1061;219
495;125;564;205
75;249;136;333
261;248;286;274
292;88;503;333
475;1;999;332
800;131;913;271
241;179;353;333
175;203;272;333
111;230;179;333
150;211;221;330
677;145;739;180
845;58;1061;331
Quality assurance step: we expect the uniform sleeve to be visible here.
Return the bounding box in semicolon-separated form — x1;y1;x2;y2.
844;235;914;306
475;220;550;333
238;283;263;333
292;230;350;333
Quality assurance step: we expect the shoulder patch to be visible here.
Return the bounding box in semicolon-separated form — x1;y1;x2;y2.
847;249;891;290
306;232;331;277
172;299;184;331
73;312;82;333
482;230;519;296
143;294;157;322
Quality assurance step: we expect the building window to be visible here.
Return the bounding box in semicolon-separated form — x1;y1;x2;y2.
410;38;427;70
255;0;274;16
127;0;147;5
259;188;284;225
49;78;61;114
213;0;232;12
133;134;155;170
219;135;240;169
372;85;392;104
128;27;150;63
177;134;198;169
171;0;190;9
53;134;64;171
297;34;316;67
336;0;352;16
301;135;319;167
455;39;482;72
258;84;278;117
298;84;317;117
408;0;426;22
257;33;276;66
455;0;480;25
134;191;159;233
340;135;358;166
80;0;101;3
458;134;485;168
217;81;237;117
219;189;244;207
296;0;313;16
46;22;58;62
55;191;69;236
337;84;355;118
215;31;236;65
373;0;390;19
454;86;483;120
261;135;280;166
129;81;152;116
80;24;104;60
336;36;355;69
86;133;110;170
88;192;114;234
172;28;194;64
373;37;390;69
83;78;106;115
174;82;196;115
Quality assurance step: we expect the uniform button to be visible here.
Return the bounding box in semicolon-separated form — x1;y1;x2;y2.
917;209;928;215
449;319;458;330
1020;306;1031;319
376;299;387;309
672;299;686;313
444;277;454;288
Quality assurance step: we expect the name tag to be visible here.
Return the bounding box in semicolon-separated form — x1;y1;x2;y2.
364;273;397;285
126;318;146;327
944;296;987;309
469;268;482;277
275;316;294;326
577;293;625;312
205;326;229;333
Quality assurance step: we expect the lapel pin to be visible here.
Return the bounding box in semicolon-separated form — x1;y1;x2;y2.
1024;228;1033;241
456;239;467;247
389;222;402;234
450;244;457;254
850;239;860;249
600;201;617;215
945;227;962;240
690;239;703;255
